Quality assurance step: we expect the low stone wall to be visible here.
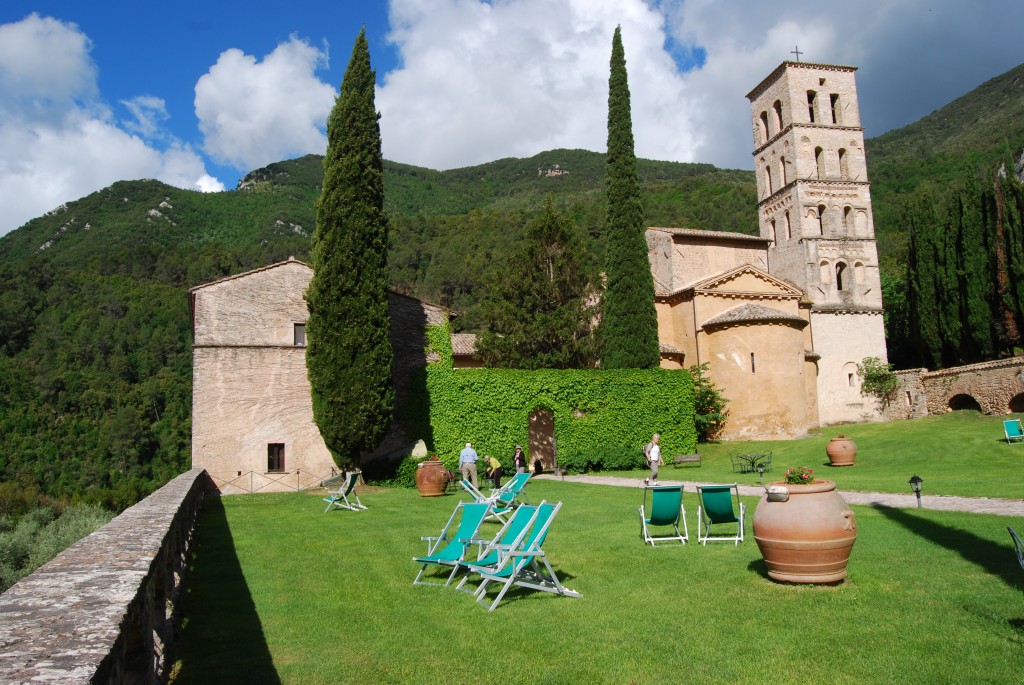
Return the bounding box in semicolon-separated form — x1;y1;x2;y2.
883;358;1024;420
0;468;206;684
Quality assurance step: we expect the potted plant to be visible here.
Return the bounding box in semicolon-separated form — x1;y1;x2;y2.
752;466;858;584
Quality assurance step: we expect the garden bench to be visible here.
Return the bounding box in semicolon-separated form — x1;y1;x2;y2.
671;453;701;468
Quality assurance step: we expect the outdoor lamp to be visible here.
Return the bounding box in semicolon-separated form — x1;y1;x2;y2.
756;462;766;485
909;474;923;508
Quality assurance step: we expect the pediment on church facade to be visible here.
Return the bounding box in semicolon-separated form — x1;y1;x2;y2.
691;265;803;298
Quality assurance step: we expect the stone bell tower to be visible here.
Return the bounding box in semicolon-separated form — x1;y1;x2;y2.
746;60;887;425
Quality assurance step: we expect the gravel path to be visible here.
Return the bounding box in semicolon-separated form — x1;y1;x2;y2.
532;474;1024;517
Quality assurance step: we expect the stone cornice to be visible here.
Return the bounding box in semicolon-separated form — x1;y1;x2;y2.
752;122;864;157
746;61;857;101
757;178;870;209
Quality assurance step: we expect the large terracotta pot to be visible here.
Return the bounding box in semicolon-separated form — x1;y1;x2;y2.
753;479;857;584
825;434;857;466
414;460;448;497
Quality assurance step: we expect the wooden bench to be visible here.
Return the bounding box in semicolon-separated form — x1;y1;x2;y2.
671;453;701;468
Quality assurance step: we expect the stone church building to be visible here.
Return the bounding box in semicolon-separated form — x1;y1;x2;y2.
189;60;888;489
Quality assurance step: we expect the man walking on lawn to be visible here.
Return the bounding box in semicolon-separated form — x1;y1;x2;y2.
643;433;662;486
459;442;479;488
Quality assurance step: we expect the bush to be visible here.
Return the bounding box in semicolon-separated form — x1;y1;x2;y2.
558;445;646;475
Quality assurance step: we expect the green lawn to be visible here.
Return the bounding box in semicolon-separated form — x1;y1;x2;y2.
600;411;1024;499
173;478;1024;684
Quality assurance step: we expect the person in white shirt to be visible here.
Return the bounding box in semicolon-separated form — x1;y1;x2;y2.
643;433;662;486
459;443;479;487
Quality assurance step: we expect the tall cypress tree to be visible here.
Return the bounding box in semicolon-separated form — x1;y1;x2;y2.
904;192;942;368
305;29;393;466
600;26;660;369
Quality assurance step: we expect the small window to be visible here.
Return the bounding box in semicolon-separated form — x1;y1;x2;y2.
848;373;855;387
294;323;306;346
773;100;783;130
815;147;825;179
268;443;285;472
905;391;912;407
779;156;787;186
769;219;776;243
806;90;817;123
751;353;756;374
759;111;770;143
836;262;847;291
830;94;841;124
784;211;791;240
838;148;849;179
817;204;826;235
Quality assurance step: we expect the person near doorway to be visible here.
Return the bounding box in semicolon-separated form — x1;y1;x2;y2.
513;445;527;474
643;433;662;486
485;455;503;489
459;442;479;487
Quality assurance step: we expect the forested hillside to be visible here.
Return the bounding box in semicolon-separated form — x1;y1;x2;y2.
1;60;1022;504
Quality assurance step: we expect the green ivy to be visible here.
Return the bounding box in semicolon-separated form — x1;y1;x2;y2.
423;323;696;470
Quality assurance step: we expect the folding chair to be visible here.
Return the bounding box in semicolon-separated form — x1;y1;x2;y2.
639;485;688;545
413;501;491;586
1009;526;1024;572
322;471;367;512
461;501;580;611
695;483;745;545
1003;419;1023;444
453;503;541;592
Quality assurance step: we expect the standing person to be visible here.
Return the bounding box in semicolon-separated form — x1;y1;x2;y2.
459;442;479;488
513;445;527;474
643;433;662;486
486;455;503;489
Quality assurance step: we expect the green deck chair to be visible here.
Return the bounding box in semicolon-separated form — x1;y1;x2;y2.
1009;526;1024;572
453;503;541;592
695;483;746;545
1003;419;1023;444
322;471;367;512
413;501;491;586
639;485;688;545
460;479;514;523
462;501;581;611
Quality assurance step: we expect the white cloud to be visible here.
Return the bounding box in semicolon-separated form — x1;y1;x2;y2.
194;36;337;171
121;95;170;140
0;14;223;236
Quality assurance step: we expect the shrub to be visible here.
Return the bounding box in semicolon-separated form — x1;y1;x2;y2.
858;356;899;409
558;445;645;475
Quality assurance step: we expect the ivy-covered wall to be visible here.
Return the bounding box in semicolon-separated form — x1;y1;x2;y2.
424;324;696;469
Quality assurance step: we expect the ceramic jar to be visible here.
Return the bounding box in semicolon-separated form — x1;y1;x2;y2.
753;479;857;584
414;459;448;497
825;434;857;466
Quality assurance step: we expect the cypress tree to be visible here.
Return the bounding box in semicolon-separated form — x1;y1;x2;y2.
600;26;660;369
305;29;393;466
952;177;997;363
904;192;943;368
477;198;598;369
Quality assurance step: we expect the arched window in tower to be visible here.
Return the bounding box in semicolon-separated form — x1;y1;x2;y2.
769;218;776;243
806;90;817;123
759;111;769;143
843;206;853;234
779;156;787;186
765;165;773;194
784;210;792;240
773;100;783;130
838;148;849;179
819;260;831;284
836;262;847;291
817;204;827;235
815;147;825;179
830;94;841;124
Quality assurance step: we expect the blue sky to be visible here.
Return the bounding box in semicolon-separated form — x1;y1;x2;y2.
2;0;1022;235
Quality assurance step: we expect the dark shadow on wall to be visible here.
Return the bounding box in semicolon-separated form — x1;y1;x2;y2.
871;504;1024;592
172;496;282;684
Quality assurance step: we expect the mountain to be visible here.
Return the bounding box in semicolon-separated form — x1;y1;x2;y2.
2;61;1022;505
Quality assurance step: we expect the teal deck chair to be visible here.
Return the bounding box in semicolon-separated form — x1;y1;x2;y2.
460;478;518;523
413;501;491;586
453;503;541;592
695;483;745;545
639;485;688;545
1003;419;1023;444
323;471;367;512
462;501;580;611
1009;526;1024;572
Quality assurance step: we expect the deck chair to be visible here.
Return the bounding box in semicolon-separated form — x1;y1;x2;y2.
322;471;367;512
695;483;745;545
453;503;541;592
413;501;491;586
462;501;581;611
1009;526;1024;572
639;485;688;545
1003;419;1023;444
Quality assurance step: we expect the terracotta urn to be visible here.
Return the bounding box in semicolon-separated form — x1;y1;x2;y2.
753;479;857;584
414;459;448;497
825;434;857;466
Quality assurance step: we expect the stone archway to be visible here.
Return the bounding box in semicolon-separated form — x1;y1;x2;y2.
528;407;555;473
1009;393;1024;413
948;394;981;412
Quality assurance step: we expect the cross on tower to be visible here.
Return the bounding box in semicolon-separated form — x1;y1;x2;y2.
791;45;803;62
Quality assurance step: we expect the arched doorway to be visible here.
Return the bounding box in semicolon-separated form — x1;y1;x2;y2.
1009;393;1024;413
948;394;981;412
528;407;555;473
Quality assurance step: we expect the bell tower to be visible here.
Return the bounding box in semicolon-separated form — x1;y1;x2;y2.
746;60;887;424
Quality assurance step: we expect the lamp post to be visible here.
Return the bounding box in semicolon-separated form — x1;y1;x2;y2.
909;475;923;509
756;462;766;486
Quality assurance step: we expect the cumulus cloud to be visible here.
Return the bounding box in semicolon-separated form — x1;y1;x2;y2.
195;36;337;171
121;95;170;140
0;14;223;236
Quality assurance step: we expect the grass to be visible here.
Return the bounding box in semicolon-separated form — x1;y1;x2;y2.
172;477;1024;685
598;411;1024;499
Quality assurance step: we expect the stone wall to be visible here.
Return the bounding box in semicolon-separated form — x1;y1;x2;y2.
883;358;1024;420
0;469;205;684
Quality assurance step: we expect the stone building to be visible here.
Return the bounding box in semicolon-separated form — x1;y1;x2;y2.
189;258;447;493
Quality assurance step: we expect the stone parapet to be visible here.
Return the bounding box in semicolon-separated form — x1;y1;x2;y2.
0;468;206;684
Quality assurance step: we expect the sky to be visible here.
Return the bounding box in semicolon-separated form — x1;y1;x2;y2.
1;0;1022;236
